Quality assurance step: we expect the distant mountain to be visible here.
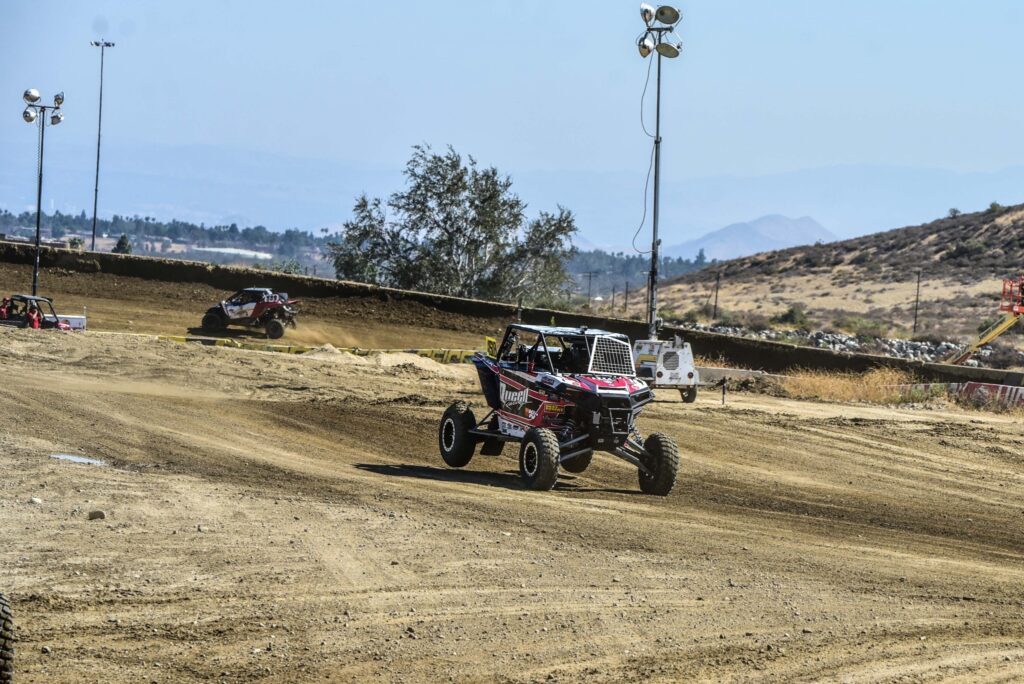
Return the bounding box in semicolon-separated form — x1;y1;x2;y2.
670;203;1024;286
662;215;834;261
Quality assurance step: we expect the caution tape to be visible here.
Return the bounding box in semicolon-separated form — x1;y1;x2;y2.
157;335;479;363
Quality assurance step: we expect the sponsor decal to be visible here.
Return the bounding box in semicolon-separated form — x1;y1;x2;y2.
543;404;564;414
498;416;526;438
500;381;529;410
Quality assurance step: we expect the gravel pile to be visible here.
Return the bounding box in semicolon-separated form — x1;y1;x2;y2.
680;323;1021;367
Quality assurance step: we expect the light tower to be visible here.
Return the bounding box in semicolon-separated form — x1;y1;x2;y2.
22;89;65;296
636;4;682;340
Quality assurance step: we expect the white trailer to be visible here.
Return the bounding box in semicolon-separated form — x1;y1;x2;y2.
633;336;700;402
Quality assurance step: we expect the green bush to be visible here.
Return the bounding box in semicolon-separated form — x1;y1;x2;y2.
771;304;809;328
831;315;889;339
112;234;132;254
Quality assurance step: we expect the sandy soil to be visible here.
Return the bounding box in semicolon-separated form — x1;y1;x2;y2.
1;325;1023;683
0;262;504;350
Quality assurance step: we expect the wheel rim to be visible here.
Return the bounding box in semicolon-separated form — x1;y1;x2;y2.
523;442;539;477
441;417;456;452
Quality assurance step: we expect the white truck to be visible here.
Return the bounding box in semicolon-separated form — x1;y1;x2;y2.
633;336;700;402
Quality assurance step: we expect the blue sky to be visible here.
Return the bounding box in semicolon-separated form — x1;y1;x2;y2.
2;1;1023;248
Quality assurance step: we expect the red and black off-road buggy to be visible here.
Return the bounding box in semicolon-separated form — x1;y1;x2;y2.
200;287;299;339
439;324;679;495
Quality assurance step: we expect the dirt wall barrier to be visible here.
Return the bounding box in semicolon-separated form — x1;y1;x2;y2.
2;241;1020;387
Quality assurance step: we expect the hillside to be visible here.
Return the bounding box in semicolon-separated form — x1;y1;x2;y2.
652;204;1024;342
673;203;1024;285
663;215;834;261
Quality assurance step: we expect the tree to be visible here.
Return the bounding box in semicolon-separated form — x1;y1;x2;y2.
947;208;961;218
112;234;132;254
328;145;577;303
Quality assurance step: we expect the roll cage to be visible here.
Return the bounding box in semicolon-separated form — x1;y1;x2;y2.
495;324;635;377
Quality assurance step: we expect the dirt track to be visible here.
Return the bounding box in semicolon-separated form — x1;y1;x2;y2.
2;320;1024;682
0;262;505;348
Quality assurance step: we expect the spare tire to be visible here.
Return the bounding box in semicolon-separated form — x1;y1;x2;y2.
1;593;13;684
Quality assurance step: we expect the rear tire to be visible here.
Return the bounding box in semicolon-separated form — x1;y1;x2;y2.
680;387;697;403
201;312;224;331
519;428;560;491
1;593;13;684
560;450;592;474
265;318;285;340
638;432;679;496
439;402;476;468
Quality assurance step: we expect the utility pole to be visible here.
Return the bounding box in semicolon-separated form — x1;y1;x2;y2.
623;281;629;313
912;269;922;335
581;271;598;308
712;271;721;319
90;40;115;252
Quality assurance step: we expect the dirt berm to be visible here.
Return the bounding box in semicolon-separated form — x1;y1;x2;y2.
1;241;1019;385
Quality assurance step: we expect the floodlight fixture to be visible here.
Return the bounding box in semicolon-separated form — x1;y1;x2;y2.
655;5;681;25
24;88;40;104
23;107;37;123
637;35;655;58
50;111;63;125
655;41;681;58
53;91;64;106
640;3;655;25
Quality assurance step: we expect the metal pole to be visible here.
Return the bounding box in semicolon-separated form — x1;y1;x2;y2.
33;113;46;296
91;41;112;252
647;52;663;341
713;271;720;319
912;270;921;335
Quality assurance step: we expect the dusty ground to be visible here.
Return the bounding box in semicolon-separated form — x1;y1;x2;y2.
0;262;505;349
2;325;1024;683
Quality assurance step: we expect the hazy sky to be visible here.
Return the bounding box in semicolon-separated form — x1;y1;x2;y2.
2;1;1023;245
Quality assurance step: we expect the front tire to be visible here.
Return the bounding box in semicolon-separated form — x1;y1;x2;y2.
201;312;225;331
561;450;592;474
680;387;697;403
519;428;560;491
265;318;285;339
638;432;679;496
439;402;477;468
1;593;13;684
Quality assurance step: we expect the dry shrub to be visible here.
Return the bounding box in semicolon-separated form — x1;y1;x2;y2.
693;354;747;369
783;367;914;404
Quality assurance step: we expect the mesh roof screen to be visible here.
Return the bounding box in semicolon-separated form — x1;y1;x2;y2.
588;336;635;376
